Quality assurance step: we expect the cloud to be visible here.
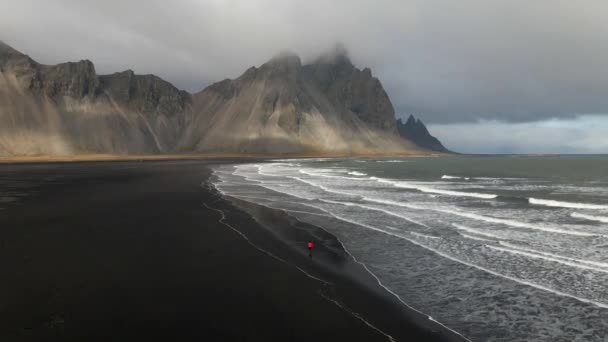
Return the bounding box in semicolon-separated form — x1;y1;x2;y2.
1;0;608;124
428;115;608;154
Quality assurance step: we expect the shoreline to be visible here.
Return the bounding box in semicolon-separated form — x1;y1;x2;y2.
211;181;468;341
0;159;458;341
0;151;443;164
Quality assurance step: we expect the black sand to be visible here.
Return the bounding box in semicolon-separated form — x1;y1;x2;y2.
0;160;463;341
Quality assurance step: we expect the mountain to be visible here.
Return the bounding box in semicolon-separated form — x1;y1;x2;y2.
0;40;190;155
397;115;450;153
0;41;421;156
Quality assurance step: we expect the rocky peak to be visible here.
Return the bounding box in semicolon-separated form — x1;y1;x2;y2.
36;59;100;98
299;46;396;132
258;51;302;83
99;70;191;116
397;115;450;153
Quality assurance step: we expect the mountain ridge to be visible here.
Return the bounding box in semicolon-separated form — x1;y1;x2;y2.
0;41;440;156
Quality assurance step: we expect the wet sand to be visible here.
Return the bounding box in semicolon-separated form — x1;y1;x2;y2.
0;160;461;341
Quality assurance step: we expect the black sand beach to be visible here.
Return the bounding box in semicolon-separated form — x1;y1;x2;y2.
0;160;462;341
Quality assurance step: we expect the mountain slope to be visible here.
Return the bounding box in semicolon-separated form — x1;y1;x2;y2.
181;50;415;154
397;115;450;153
0;41;421;156
0;41;190;155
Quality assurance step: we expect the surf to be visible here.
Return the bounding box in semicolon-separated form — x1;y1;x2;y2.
529;198;608;210
371;177;497;199
571;212;608;223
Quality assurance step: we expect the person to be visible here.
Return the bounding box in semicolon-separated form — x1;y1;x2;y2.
307;241;314;258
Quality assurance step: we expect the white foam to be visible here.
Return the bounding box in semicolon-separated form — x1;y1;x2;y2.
371;177;497;199
441;175;461;179
571;212;608;223
299;169;364;181
410;232;441;240
529;198;608;210
376;160;407;163
452;223;503;240
348;171;368;176
459;233;495;243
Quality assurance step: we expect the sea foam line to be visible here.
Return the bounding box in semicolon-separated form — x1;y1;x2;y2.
452;223;504;240
441;175;470;180
410;232;441;240
459;233;495;243
529;198;608;210
299;169;365;181
371;177;497;199
571;212;608;223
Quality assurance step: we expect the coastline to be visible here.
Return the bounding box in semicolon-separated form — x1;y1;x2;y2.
212;182;468;342
0;151;443;164
0;159;461;341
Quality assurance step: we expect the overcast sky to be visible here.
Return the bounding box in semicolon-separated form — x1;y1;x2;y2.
1;0;607;153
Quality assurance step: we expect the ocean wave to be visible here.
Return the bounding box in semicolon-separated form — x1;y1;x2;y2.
442;208;598;237
488;244;608;274
247;168;604;238
441;175;470;180
376;160;407;163
458;233;495;243
571;212;608;223
320;199;432;229
498;242;608;269
529;198;608;210
452;223;503;240
371;177;497;199
333;215;608;309
289;176;360;199
298;169;364;180
361;197;600;237
410;232;441;240
347;171;368;176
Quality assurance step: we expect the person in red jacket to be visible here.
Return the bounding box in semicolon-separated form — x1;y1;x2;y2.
307;241;314;258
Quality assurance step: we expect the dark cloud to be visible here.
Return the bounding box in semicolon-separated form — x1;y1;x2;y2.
2;0;608;124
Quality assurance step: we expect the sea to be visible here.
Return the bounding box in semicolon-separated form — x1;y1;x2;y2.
211;155;608;341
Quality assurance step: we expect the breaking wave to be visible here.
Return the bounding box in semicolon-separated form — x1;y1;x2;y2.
529;198;608;210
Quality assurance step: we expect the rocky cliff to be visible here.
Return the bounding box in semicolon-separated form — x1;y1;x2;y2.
0;41;422;156
397;115;450;153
